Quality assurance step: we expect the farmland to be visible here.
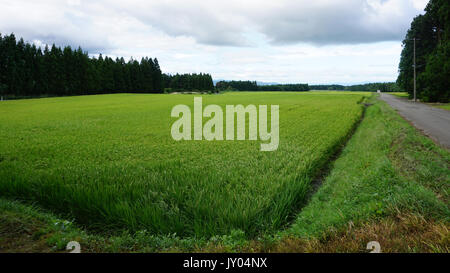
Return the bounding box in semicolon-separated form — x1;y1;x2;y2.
0;92;366;237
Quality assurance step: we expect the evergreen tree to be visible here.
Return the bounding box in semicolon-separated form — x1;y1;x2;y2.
0;33;204;98
397;0;449;102
163;73;214;92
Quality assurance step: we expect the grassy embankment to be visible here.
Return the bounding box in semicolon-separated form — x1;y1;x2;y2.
1;93;448;252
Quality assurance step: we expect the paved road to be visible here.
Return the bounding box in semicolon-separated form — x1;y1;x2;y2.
379;93;450;149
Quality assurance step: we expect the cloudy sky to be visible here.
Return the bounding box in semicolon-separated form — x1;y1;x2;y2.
0;0;428;84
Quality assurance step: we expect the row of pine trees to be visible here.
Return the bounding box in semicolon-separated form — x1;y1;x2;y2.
162;73;214;92
215;80;259;91
0;33;162;97
0;33;215;98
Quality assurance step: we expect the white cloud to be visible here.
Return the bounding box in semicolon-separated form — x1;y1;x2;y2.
104;0;427;46
411;0;429;10
0;0;428;84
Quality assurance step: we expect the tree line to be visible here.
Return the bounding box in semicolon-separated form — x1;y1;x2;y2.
397;0;449;102
345;82;402;92
0;33;163;98
216;80;399;92
216;80;259;91
0;33;216;98
162;73;214;92
309;84;346;91
310;82;402;92
258;83;309;91
215;80;309;91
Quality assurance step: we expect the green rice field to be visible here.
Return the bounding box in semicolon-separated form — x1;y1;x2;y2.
0;92;367;237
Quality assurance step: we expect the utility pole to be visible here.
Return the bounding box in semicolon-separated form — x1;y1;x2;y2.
413;38;416;102
411;38;420;102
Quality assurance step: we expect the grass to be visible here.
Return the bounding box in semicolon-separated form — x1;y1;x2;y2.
209;95;449;253
0;198;84;253
0;198;206;252
0;92;366;238
209;213;449;253
1;197;447;253
437;104;450;111
389;92;409;98
0;94;448;253
288;96;449;239
427;103;450;111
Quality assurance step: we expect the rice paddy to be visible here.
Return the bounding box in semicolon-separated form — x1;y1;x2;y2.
0;92;366;237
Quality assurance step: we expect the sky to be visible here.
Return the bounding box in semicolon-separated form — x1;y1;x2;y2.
0;0;429;84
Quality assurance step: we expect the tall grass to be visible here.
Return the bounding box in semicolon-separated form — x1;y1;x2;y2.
0;92;366;237
289;96;449;238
